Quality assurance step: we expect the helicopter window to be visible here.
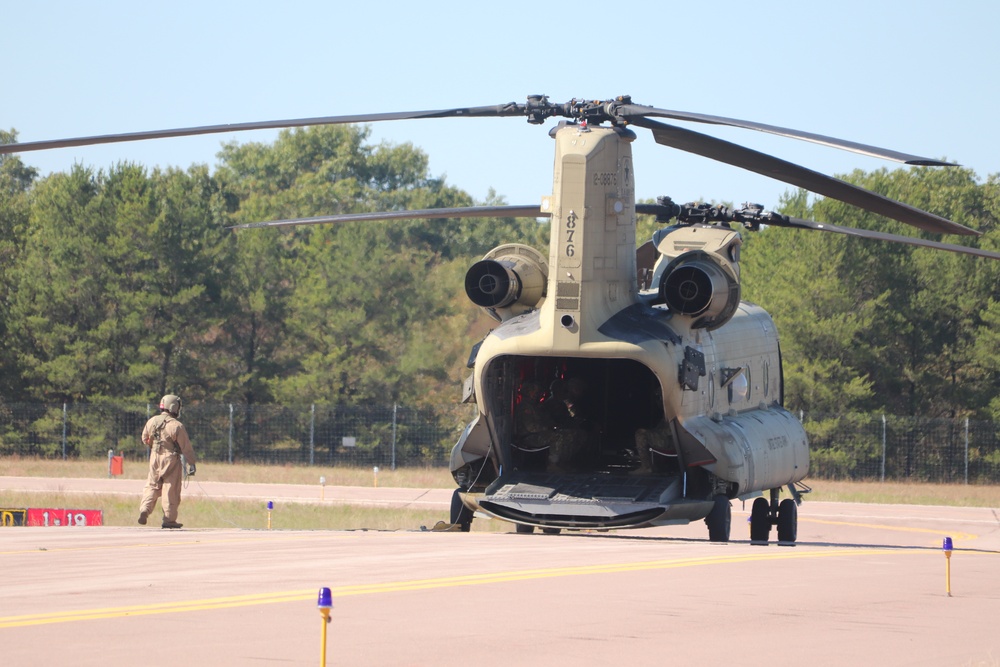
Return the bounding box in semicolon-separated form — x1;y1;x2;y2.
728;371;749;404
763;361;769;398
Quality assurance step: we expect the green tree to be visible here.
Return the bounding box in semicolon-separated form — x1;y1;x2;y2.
0;130;37;399
11;163;229;402
139;165;232;401
742;189;875;415
742;168;1000;418
974;298;1000;418
214;124;487;408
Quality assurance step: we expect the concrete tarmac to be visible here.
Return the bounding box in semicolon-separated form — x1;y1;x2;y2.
2;478;999;666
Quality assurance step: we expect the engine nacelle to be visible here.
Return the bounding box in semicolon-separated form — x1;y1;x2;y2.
659;249;740;331
465;244;548;322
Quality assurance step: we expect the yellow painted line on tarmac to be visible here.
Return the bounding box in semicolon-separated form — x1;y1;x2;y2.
0;590;317;628
0;531;351;556
0;546;908;629
803;518;978;542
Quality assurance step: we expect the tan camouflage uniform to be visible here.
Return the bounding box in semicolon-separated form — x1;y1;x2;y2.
139;412;196;526
515;381;552;451
545;378;590;471
633;419;675;473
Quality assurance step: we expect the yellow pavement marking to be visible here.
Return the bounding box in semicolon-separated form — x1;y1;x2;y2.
803;518;978;542
0;546;909;629
0;531;349;556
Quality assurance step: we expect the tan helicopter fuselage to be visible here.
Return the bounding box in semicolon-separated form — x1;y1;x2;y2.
453;123;808;530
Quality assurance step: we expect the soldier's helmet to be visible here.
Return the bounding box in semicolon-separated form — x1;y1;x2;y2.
159;394;182;416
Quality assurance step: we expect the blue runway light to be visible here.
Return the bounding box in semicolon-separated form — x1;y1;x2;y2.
267;501;274;511
942;536;953;552
317;587;332;610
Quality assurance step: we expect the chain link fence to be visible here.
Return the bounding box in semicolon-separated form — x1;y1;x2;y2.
0;402;474;469
803;413;1000;483
1;403;999;483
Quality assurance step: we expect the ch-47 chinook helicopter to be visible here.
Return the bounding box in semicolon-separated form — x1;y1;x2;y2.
5;95;999;543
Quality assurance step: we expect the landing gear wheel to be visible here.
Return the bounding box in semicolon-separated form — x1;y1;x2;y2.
541;527;562;535
777;498;798;545
515;523;535;534
750;496;771;544
706;494;732;543
449;489;473;532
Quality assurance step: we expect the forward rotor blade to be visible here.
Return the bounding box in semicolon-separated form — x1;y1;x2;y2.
769;216;1000;260
0;104;524;155
629;117;978;237
229;205;546;229
619;104;955;166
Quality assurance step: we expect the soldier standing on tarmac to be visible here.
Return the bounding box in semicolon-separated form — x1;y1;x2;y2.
138;395;197;529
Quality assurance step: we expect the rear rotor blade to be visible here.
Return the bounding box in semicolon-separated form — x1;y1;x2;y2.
619;104;955;166
629;117;978;237
229;201;1000;260
769;216;1000;260
229;205;546;229
0;104;526;155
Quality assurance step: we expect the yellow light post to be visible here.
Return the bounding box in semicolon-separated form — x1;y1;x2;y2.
943;536;953;597
317;587;333;667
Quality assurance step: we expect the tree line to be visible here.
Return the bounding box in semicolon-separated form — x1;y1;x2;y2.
1;125;998;426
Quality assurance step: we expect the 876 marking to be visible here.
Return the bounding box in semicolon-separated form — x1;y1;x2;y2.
564;211;578;257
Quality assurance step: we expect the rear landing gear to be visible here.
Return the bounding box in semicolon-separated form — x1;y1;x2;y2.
749;487;800;546
777;498;797;544
705;494;732;542
749;496;770;543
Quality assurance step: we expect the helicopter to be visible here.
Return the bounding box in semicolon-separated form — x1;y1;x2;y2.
4;95;999;544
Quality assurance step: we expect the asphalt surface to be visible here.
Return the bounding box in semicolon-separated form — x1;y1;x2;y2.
2;476;999;666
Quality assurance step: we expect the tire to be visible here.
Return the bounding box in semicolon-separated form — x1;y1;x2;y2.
515;523;535;534
777;498;798;544
449;488;473;532
750;496;771;544
706;494;731;542
541;527;562;535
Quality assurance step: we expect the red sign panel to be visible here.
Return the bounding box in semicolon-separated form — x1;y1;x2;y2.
26;508;103;527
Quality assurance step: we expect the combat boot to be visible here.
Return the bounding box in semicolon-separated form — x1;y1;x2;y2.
138;511;148;525
161;520;183;529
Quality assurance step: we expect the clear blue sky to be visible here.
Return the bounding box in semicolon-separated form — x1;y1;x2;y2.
6;1;998;215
